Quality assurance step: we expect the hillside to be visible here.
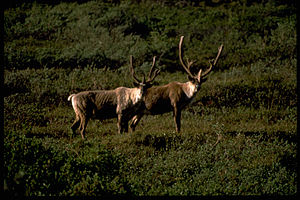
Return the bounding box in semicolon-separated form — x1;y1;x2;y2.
4;0;297;196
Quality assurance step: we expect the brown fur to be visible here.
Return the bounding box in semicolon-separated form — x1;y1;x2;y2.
68;87;143;139
130;81;202;133
130;36;223;133
68;55;160;139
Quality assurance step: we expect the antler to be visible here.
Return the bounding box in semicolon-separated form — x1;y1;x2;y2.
147;56;160;82
129;55;142;84
148;56;156;80
130;55;160;84
201;44;223;78
186;58;194;70
179;36;195;79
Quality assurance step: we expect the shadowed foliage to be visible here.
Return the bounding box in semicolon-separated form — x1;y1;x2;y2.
4;0;296;196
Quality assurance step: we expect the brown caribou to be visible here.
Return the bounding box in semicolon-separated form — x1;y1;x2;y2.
68;56;160;139
130;36;223;133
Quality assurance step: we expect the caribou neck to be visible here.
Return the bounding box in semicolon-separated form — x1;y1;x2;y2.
182;81;199;99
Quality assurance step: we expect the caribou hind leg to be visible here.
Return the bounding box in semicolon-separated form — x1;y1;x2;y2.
71;116;80;137
78;115;89;139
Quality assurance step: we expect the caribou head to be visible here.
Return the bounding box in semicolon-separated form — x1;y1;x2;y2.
129;55;160;94
179;36;223;92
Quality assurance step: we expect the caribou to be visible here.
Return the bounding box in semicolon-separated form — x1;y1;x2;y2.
130;36;223;133
68;56;160;139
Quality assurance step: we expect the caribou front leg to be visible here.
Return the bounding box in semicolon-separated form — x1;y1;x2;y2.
123;119;129;133
117;114;123;134
118;114;129;134
130;113;144;132
173;106;181;133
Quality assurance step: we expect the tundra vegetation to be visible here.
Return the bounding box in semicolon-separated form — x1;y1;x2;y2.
4;0;297;196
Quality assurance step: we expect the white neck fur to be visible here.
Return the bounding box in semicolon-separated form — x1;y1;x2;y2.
183;81;198;99
131;88;143;104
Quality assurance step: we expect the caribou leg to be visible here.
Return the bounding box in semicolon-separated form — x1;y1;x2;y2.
129;113;144;132
173;106;181;133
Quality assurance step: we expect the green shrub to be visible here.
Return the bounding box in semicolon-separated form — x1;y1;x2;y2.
3;1;297;196
4;1;296;70
124;133;296;195
4;131;130;196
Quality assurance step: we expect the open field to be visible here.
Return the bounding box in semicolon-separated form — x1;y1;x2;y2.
4;0;297;196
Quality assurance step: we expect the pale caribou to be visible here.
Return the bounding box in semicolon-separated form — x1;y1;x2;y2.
68;56;160;139
130;36;223;133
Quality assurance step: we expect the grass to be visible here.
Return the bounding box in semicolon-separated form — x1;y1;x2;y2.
4;67;297;195
4;0;297;196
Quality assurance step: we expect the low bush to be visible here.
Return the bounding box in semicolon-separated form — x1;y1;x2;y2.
4;130;130;196
202;76;296;109
4;1;296;70
3;0;297;196
121;132;296;195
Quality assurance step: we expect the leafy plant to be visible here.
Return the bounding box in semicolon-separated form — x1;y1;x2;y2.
4;0;297;196
4;131;130;196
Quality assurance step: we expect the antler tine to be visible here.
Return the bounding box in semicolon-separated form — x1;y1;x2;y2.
201;44;223;77
148;68;160;82
213;44;223;66
147;56;161;82
129;55;142;84
186;58;194;70
147;56;156;81
179;36;195;78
